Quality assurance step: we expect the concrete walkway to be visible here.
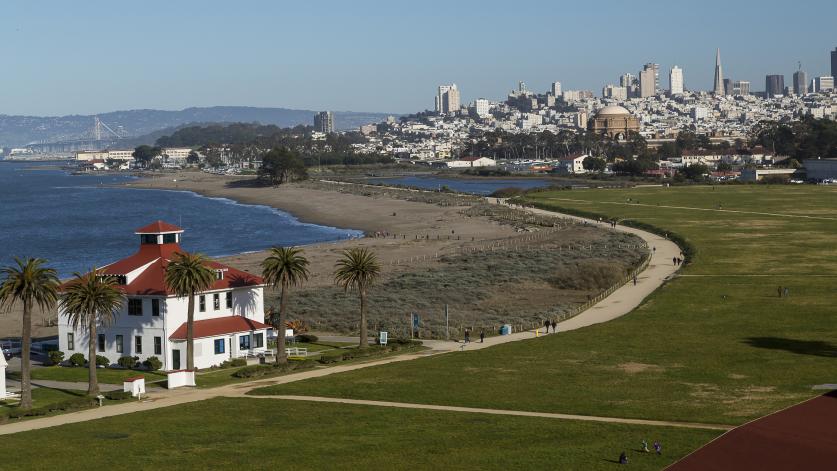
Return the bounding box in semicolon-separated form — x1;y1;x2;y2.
0;203;683;436
251;395;733;431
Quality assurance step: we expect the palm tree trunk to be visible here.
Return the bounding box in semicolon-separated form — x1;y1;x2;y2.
19;300;32;410
186;293;195;370
276;279;288;364
359;289;368;349
87;317;99;396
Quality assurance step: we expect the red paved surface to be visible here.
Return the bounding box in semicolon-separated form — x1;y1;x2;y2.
668;390;837;470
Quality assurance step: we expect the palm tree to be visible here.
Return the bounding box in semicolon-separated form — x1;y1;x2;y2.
0;258;59;410
262;247;310;364
333;248;381;349
59;270;124;396
165;252;215;370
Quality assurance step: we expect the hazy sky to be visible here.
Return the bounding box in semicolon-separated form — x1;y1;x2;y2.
1;0;835;116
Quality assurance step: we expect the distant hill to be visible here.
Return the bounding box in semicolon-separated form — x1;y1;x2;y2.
0;106;396;147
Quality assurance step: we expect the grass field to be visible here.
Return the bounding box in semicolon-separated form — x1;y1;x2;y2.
251;185;837;425
18;367;168;384
0;397;719;470
0;388;85;411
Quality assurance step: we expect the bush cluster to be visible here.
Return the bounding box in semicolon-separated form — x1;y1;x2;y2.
95;355;110;367
68;353;85;367
296;334;318;343
104;390;132;401
143;356;163;371
117;356;139;369
316;341;421;365
47;350;64;366
231;360;314;379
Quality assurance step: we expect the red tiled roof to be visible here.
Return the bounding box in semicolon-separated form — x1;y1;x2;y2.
135;221;184;234
60;223;263;296
169;316;271;340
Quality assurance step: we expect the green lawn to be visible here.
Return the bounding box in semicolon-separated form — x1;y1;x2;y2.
0;387;86;410
22;367;167;384
0;397;719;470
251;185;837;425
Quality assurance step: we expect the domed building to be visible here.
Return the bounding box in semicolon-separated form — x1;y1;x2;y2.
588;105;640;140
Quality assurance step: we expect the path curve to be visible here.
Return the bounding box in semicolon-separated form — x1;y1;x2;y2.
0;202;683;435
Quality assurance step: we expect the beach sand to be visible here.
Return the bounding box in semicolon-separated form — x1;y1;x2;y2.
2;171;522;339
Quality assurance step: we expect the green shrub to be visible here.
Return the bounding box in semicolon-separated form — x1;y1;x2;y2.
296;334;318;343
68;353;86;367
317;351;346;364
46;397;95;412
229;358;247;367
143;356;163;371
232;364;274;378
95;355;110;367
117;356;139;369
104;390;132;401
47;350;64;366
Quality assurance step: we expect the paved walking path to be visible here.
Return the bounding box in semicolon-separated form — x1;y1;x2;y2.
0;203;683;436
250;395;733;431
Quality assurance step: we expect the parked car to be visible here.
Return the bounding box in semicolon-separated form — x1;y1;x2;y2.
1;340;22;356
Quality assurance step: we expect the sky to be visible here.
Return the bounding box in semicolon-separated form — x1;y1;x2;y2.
0;0;835;116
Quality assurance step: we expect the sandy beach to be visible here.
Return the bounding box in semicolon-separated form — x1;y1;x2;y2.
2;171;521;338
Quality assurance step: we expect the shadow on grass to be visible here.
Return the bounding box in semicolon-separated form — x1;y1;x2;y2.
742;337;837;358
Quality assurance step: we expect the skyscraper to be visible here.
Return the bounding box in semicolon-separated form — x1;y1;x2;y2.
765;75;785;98
639;63;659;98
733;80;750;96
813;76;835;93
723;79;733;96
314;111;334;133
435;84;460;114
551;81;562;96
713;48;725;95
669;66;684;95
831;47;837;79
793;70;808;95
620;73;638;98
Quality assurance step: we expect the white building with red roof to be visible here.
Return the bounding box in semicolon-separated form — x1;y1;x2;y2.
57;221;270;370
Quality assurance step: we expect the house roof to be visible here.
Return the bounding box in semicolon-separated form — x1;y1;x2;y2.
61;222;263;296
135;221;184;234
169;316;271;340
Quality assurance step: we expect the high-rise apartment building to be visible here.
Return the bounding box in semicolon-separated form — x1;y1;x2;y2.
669;66;684;95
551;81;562;97
713;49;725;95
765;75;785;98
602;85;628;100
831;47;837;79
435;84;460;114
793;70;808;95
723;78;733;96
639;63;659;98
314;111;334;133
473;99;490;118
620;73;638;98
812;76;835;93
732;80;750;96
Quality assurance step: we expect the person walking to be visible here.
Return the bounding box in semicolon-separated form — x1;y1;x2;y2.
673;256;677;265
543;319;550;334
550;320;557;333
479;330;485;343
464;329;470;344
619;451;628;465
633;275;637;286
654;441;662;455
783;287;789;297
778;286;783;298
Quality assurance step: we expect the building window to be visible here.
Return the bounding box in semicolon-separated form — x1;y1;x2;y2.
213;293;220;310
225;291;232;309
98;334;105;352
67;333;75;351
162;233;177;244
128;298;143;316
135;336;142;354
140;234;158;244
154;336;162;355
151;299;160;317
199;295;206;312
214;338;225;354
239;335;251;350
253;332;264;348
116;335;123;353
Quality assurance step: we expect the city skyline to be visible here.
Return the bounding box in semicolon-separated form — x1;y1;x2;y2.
0;0;836;116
